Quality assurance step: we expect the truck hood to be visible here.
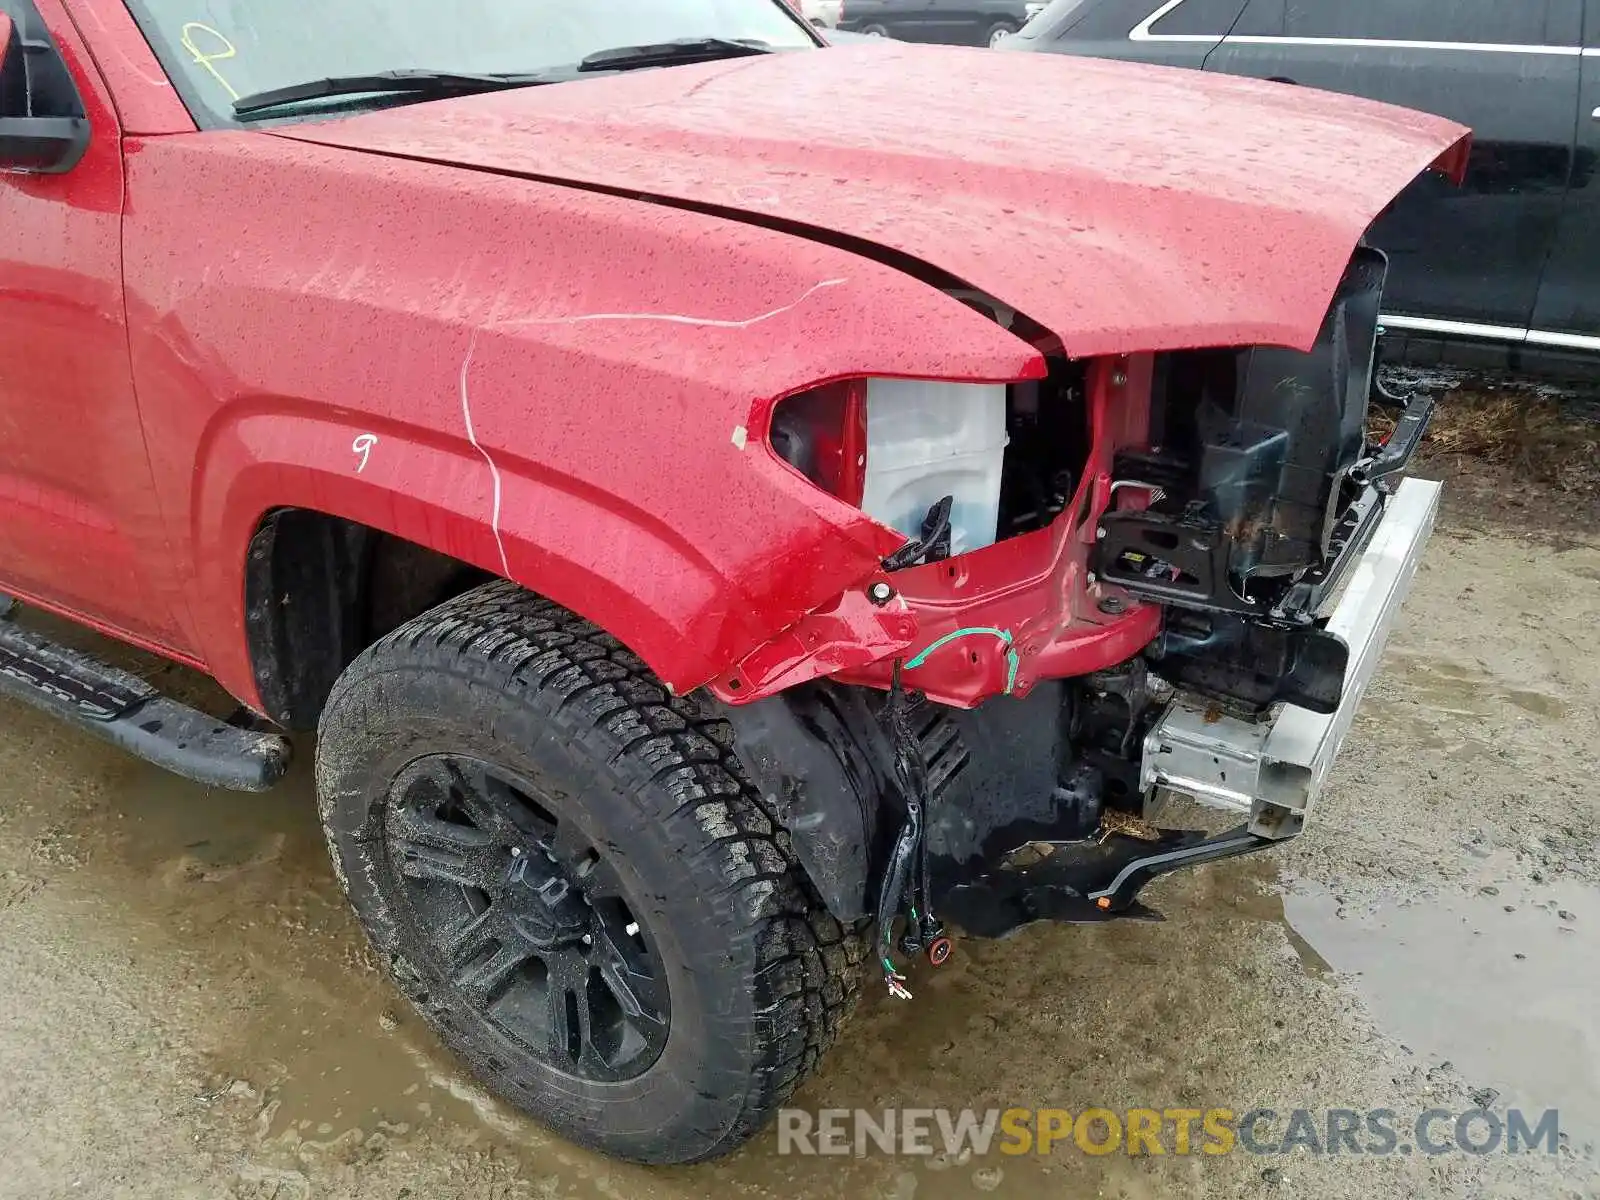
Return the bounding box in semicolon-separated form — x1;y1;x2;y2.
275;44;1469;358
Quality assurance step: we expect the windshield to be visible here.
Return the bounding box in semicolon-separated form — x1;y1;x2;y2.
126;0;818;123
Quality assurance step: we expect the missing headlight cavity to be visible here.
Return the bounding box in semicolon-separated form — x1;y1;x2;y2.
771;356;1089;562
996;357;1089;542
1093;247;1388;616
770;285;1087;563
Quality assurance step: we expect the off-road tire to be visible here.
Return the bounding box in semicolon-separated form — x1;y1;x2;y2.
316;581;863;1164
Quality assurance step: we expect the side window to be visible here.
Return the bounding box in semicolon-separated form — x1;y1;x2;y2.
1231;0;1282;36
1024;0;1096;35
1276;0;1577;46
1145;0;1249;36
0;0;84;119
1021;0;1124;42
1029;0;1245;43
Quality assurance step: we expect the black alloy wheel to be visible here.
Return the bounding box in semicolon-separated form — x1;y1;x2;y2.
385;753;669;1082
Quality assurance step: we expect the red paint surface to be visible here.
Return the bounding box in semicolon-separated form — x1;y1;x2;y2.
280;44;1470;358
2;13;1468;711
117;134;1038;703
61;0;195;135
0;0;197;652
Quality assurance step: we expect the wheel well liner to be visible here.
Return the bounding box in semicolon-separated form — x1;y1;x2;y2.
721;684;894;921
244;509;487;730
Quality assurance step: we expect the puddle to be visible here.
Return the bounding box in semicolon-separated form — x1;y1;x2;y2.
1183;856;1334;976
97;753;524;1145
1285;879;1600;1143
229;985;498;1143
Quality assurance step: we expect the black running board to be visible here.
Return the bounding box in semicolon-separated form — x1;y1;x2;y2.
0;610;291;791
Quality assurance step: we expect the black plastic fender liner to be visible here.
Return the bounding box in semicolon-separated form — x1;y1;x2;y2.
244;510;374;731
721;686;885;921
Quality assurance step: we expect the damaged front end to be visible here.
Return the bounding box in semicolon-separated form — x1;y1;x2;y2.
719;248;1439;990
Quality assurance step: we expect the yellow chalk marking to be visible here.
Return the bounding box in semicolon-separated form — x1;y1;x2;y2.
180;22;240;101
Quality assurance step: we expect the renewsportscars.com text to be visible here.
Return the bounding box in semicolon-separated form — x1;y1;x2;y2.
777;1107;1562;1158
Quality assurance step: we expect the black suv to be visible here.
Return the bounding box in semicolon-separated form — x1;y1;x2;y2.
841;0;1045;47
1008;0;1600;374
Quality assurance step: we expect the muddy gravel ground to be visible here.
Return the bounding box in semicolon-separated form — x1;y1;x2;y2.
1;458;1597;1200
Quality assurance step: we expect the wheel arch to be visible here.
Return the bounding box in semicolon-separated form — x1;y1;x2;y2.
198;409;731;725
247;509;884;925
211;418;883;924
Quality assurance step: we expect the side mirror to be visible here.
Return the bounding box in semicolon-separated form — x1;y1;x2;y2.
0;12;89;174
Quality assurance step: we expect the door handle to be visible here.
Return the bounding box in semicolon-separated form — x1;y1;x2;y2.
1593;106;1600;121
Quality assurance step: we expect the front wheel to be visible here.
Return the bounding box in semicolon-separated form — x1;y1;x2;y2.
316;582;863;1164
985;19;1018;46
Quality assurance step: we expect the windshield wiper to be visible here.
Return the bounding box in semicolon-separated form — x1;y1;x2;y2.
577;37;774;73
233;69;562;120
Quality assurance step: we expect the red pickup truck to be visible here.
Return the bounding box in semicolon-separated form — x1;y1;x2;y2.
0;0;1464;1165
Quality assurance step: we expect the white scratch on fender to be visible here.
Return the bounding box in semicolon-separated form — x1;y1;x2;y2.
731;184;782;207
502;278;847;330
730;425;749;450
459;329;511;578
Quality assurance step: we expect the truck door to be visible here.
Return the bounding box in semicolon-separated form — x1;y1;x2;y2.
1526;0;1600;352
0;0;192;651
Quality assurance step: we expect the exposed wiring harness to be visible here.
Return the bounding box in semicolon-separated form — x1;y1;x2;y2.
874;661;945;1000
903;627;1021;694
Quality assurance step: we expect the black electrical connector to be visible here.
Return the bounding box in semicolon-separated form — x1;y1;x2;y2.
882;496;954;572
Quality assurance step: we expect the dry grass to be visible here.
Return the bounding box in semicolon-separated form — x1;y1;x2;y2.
1372;388;1600;496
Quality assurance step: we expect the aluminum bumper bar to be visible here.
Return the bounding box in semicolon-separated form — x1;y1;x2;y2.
1140;477;1442;838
